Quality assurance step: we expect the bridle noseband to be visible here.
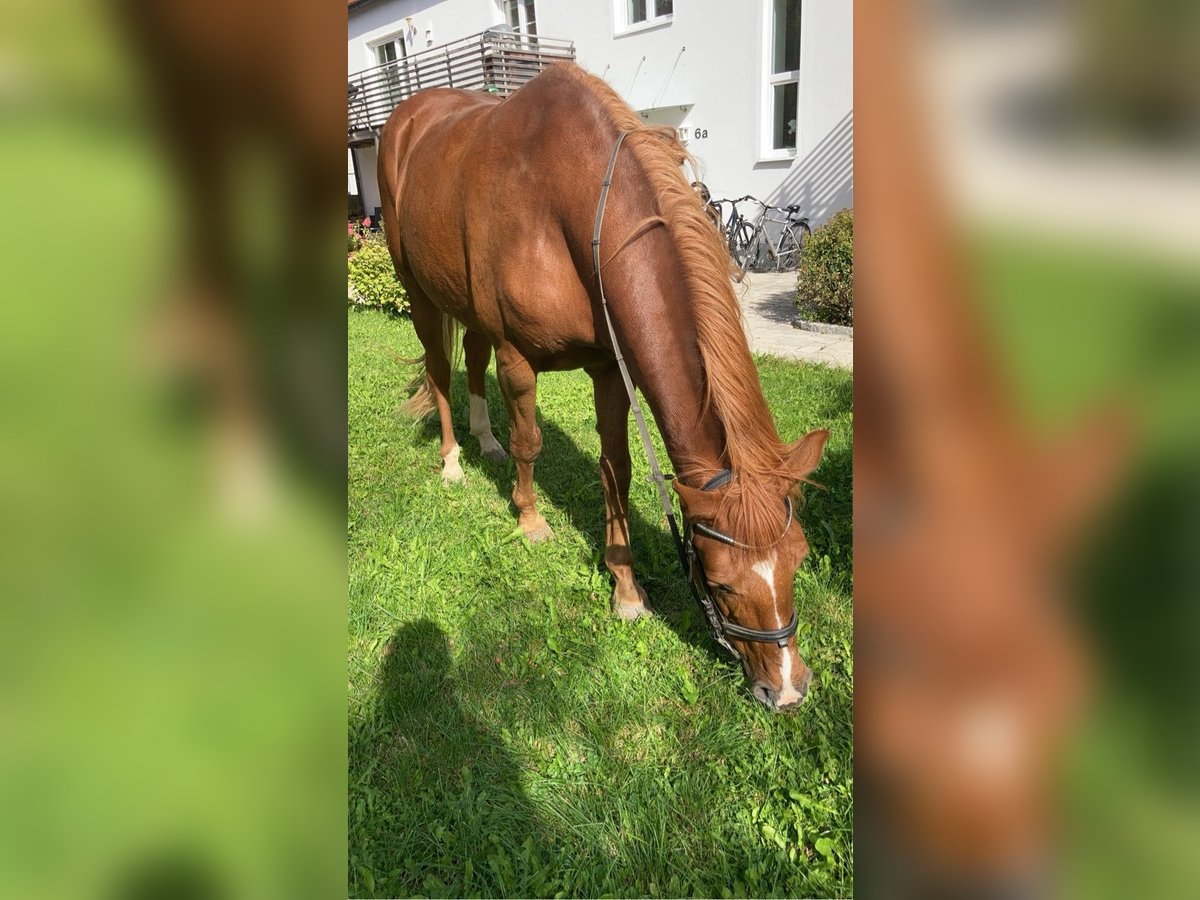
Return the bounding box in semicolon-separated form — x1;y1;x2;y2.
591;132;800;661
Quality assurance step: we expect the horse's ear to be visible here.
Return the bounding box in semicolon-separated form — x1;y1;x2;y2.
673;479;724;522
783;429;830;483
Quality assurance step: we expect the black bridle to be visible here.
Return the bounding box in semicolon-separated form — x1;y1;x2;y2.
591;132;799;660
684;470;799;657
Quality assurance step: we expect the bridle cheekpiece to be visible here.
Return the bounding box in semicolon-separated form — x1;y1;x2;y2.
591;132;800;661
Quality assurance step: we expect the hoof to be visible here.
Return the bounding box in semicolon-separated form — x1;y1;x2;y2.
613;582;652;620
524;523;554;543
520;514;554;543
615;601;652;621
481;444;508;464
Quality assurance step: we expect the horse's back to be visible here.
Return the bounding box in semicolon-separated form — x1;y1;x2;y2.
378;66;606;358
376;90;496;313
377;88;499;219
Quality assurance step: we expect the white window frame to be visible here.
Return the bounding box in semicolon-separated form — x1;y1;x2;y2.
614;0;674;38
759;0;802;162
501;0;539;35
367;30;408;69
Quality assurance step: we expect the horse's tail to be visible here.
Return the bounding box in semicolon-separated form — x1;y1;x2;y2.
397;311;463;420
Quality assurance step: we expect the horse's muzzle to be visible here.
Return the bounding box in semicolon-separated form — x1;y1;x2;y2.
753;666;813;711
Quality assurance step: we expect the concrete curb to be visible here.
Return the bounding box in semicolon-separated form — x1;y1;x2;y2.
792;318;854;336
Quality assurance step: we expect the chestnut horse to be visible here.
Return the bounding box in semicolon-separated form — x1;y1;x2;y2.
378;63;829;709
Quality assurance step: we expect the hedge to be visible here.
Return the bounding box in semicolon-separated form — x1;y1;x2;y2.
795;208;853;327
348;234;409;314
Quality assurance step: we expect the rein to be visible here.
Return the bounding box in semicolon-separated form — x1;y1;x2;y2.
591;131;798;659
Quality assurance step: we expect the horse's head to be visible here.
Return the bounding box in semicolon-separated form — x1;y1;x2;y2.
854;412;1125;887
674;429;830;710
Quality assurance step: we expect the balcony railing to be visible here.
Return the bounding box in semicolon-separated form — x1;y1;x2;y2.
348;30;576;138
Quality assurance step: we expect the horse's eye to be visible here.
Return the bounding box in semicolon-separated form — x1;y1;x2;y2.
711;582;734;595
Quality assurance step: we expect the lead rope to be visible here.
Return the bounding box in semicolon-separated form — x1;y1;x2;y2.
591;131;738;657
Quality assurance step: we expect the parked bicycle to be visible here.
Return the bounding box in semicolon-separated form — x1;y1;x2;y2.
709;195;759;275
737;201;811;276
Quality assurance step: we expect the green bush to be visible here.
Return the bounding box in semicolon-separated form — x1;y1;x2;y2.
348;235;409;314
795;208;853;326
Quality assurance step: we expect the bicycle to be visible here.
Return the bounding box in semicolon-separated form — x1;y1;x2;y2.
710;195;759;275
738;202;811;276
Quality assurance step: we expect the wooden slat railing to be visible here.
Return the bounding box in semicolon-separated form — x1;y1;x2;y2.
348;30;576;137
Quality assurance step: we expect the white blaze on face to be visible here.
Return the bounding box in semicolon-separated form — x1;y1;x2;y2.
751;555;778;609
752;552;802;705
957;698;1025;788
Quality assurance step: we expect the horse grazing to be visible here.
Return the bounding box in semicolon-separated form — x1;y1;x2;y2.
377;63;829;710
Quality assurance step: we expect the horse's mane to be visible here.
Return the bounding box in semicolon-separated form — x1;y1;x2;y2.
559;65;797;547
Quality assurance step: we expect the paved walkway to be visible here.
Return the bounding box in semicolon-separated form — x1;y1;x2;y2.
733;272;853;369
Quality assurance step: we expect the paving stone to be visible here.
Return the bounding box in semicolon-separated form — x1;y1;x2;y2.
732;272;853;370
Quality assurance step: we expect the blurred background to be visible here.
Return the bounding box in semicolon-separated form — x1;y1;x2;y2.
857;0;1199;896
1;0;1197;897
0;1;346;897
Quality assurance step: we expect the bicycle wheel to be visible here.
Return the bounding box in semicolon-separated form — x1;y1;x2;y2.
738;227;764;278
729;221;755;271
775;229;800;272
795;219;811;252
777;221;811;272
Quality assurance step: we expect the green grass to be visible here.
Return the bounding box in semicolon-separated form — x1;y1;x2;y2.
348;309;853;899
970;234;1200;899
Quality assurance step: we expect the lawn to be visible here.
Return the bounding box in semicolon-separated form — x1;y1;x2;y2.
348;309;854;898
971;234;1200;899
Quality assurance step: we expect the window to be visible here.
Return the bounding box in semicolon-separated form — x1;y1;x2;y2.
765;0;801;153
504;0;538;35
372;35;409;107
374;37;405;66
623;0;673;31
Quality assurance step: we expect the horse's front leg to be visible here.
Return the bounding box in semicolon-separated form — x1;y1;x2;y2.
590;365;651;620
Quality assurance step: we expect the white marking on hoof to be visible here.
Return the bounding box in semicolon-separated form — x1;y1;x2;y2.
216;426;274;525
470;393;506;461
441;444;464;484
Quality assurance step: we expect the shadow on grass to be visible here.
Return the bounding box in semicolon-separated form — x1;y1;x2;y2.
412;367;854;662
348;619;555;898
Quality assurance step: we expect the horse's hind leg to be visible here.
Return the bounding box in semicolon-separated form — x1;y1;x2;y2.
407;291;464;484
496;346;552;542
463;330;507;463
590;365;651;620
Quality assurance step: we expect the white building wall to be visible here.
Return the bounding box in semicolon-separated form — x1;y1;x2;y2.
348;0;852;224
352;146;382;219
348;0;509;75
